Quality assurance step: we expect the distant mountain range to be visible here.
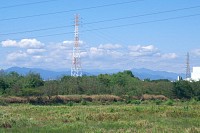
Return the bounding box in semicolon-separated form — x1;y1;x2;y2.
4;67;184;81
131;68;184;81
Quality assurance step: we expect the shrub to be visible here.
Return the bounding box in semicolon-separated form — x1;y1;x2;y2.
81;99;87;105
21;88;42;96
125;100;131;104
0;99;8;106
132;100;141;105
67;101;74;106
29;96;50;105
189;98;198;105
155;100;162;105
110;108;115;113
165;99;174;106
51;95;65;104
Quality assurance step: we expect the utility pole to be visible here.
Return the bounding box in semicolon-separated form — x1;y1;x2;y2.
186;52;190;79
71;14;82;77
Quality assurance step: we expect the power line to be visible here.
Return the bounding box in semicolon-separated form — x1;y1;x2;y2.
8;13;200;40
0;0;59;9
84;5;200;25
0;0;145;22
82;13;200;32
1;5;200;36
0;25;73;36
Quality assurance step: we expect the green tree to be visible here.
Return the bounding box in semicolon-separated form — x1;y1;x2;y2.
42;80;60;96
23;72;44;88
0;78;8;94
173;81;194;99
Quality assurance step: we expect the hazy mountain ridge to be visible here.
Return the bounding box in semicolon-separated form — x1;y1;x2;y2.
131;68;184;81
4;67;184;81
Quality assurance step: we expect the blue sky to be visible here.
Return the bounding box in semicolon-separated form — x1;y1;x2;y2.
0;0;200;73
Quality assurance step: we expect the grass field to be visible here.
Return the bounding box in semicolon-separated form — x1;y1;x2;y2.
0;101;200;133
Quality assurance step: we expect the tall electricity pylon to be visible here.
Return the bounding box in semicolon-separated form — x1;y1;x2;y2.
186;52;190;79
71;14;82;77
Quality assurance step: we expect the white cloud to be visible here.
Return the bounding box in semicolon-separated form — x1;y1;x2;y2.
89;47;104;57
80;51;88;58
63;40;74;44
27;49;46;54
87;45;123;59
2;39;182;72
99;44;122;49
128;45;159;57
128;45;158;52
31;55;45;62
142;45;157;52
1;39;44;48
7;51;27;61
1;40;17;47
192;49;200;56
161;53;177;59
63;40;83;45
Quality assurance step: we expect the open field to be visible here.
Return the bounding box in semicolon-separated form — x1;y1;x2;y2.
0;101;200;133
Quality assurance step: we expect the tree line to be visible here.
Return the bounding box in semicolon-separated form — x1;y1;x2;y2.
0;70;200;100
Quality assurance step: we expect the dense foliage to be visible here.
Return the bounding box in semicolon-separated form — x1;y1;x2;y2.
0;70;200;100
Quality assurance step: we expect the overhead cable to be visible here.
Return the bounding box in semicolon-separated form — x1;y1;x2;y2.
0;0;59;9
8;13;200;40
0;0;145;21
1;5;200;36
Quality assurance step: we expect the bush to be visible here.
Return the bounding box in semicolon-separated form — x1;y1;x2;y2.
125;100;131;104
155;100;162;105
29;96;50;105
0;100;8;106
67;101;74;106
132;100;141;105
165;99;174;106
189;98;198;105
51;95;65;104
81;99;87;105
21;88;42;96
194;96;200;101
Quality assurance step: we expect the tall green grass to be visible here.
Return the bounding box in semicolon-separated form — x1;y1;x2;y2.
0;102;200;132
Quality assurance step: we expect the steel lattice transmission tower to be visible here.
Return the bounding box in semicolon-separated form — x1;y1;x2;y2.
186;52;190;79
71;14;82;77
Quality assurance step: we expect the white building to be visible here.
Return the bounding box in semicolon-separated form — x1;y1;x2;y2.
191;67;200;81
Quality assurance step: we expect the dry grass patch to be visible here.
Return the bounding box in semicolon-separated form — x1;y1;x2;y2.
141;94;168;101
90;95;122;102
3;96;27;103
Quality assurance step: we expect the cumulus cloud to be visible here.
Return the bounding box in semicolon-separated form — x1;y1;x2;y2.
7;51;27;61
63;40;83;45
1;39;44;48
87;45;124;59
128;45;157;52
2;39;180;72
99;44;122;49
63;40;74;44
27;49;46;54
89;47;105;57
128;45;159;57
31;55;45;63
1;40;17;47
161;53;177;59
